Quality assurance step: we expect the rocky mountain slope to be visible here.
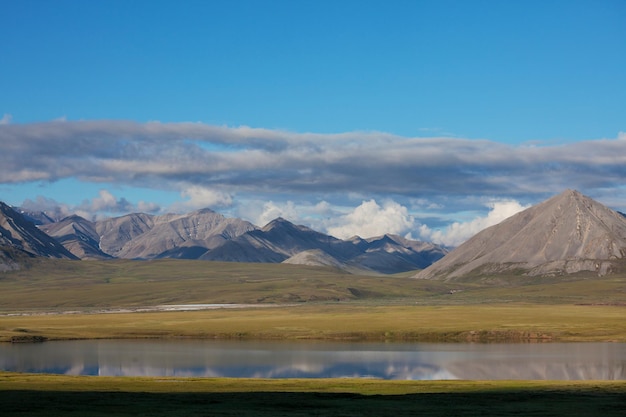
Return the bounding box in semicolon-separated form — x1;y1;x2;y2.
200;218;447;274
351;234;448;274
95;212;157;257
95;209;257;259
17;209;59;225
414;189;626;280
20;206;447;274
40;215;112;260
201;218;355;262
0;202;77;270
286;233;447;275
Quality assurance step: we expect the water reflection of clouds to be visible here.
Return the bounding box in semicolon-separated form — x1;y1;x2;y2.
91;362;457;380
1;341;625;380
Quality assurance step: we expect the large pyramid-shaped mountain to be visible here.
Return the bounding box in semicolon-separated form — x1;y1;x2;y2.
414;190;626;280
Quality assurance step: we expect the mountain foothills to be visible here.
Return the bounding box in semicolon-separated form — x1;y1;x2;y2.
2;204;447;275
415;189;626;281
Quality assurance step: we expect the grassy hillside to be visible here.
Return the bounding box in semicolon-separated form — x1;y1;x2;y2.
2;258;625;310
0;258;454;310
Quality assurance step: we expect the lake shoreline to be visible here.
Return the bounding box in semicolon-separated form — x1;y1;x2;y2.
4;329;559;344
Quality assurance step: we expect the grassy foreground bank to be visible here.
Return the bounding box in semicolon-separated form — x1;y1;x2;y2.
1;372;625;416
2;303;626;342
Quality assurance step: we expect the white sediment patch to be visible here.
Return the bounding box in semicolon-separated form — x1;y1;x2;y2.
155;304;279;311
0;304;285;316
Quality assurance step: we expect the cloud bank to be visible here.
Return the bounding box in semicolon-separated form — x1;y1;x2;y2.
2;120;626;200
2;119;626;244
327;200;415;239
19;190;161;221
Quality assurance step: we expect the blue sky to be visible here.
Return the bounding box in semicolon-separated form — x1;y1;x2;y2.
1;0;625;245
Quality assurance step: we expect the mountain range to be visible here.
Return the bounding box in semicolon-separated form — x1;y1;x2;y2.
415;189;626;280
4;204;448;274
5;189;626;280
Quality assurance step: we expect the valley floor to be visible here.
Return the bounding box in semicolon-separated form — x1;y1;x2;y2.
2;260;626;415
1;259;626;342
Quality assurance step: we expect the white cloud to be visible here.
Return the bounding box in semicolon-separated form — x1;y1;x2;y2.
326;199;416;239
90;190;117;211
235;199;339;229
19;196;74;220
311;200;333;215
419;199;529;247
20;190;161;221
79;189;134;215
410;198;444;210
253;201;299;227
0;114;12;125
173;185;233;211
136;200;161;213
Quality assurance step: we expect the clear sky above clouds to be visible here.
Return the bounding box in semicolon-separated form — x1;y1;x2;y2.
1;0;625;246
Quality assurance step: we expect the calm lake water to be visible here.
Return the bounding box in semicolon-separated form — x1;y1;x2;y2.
1;340;625;380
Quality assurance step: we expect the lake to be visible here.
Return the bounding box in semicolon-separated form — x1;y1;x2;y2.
1;340;624;380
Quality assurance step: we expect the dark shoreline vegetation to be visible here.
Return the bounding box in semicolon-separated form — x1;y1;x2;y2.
2;259;626;415
1;373;625;417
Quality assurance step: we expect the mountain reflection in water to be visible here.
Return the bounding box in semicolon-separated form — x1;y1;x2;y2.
1;340;624;380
